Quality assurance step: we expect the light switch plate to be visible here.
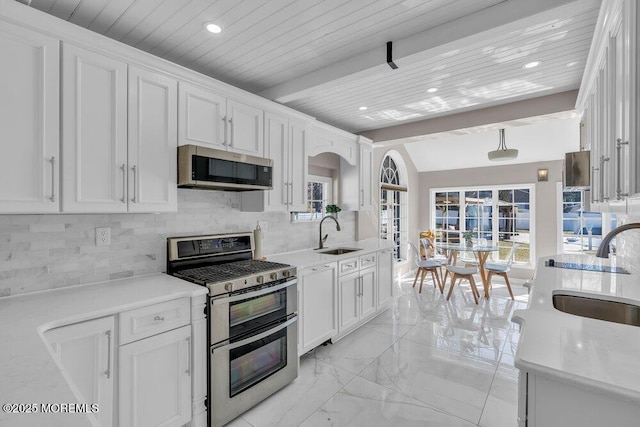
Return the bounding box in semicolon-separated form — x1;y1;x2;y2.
96;227;111;246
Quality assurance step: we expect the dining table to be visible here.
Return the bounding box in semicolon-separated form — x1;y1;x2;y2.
435;242;501;298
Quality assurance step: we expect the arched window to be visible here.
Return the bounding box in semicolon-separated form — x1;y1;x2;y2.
380;154;407;261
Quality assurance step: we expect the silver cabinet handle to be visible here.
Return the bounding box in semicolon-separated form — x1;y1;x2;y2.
289;182;294;206
284;182;290;205
616;138;629;200
599;155;610;202
104;330;112;379
311;264;333;272
591;165;598;204
120;164;126;203
130;165;137;202
222;116;227;145
229;117;233;146
154;315;165;321
360;189;364;206
185;336;191;376
49;156;56;202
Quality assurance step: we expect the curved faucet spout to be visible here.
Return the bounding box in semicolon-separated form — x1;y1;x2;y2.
317;215;341;250
596;222;640;258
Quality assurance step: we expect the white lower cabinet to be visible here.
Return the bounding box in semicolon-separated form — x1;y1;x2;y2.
518;370;640;426
299;248;393;354
299;263;338;355
377;248;394;308
119;325;192;427
45;316;115;427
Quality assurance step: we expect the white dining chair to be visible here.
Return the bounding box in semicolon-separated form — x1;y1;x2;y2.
485;243;520;300
446;264;480;304
409;242;443;293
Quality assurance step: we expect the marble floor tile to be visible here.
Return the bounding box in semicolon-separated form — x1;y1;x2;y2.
312;324;399;375
358;338;497;424
232;278;528;426
235;357;355;427
299;376;476;427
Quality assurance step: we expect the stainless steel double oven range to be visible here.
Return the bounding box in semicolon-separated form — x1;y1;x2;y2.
167;233;298;427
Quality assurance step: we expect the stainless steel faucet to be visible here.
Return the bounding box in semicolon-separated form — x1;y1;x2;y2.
317;215;341;250
595;222;640;258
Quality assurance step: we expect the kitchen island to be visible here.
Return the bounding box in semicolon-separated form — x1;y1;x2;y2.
512;254;640;426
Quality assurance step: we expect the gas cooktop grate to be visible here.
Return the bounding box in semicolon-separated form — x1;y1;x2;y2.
176;259;293;283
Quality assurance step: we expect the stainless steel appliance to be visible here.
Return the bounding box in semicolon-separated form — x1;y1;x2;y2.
178;144;273;191
166;233;298;427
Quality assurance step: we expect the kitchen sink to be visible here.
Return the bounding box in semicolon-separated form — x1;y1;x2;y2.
553;293;640;326
318;247;361;255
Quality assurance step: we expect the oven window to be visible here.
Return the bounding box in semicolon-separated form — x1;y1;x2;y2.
229;325;287;397
229;287;287;335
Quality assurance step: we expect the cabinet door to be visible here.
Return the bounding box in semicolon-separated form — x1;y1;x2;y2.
338;272;360;332
301;264;337;353
0;23;59;213
128;66;178;213
119;325;191;427
178;81;226;149
45;316;115;427
227;99;263;156
263;112;289;211
377;249;394;308
289;120;309;211
359;143;373;210
360;267;377;319
62;44;128;213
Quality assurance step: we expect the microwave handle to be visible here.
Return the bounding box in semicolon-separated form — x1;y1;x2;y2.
212;316;297;352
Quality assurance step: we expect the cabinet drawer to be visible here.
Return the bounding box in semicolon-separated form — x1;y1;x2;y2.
119;298;190;345
359;252;377;269
338;257;359;276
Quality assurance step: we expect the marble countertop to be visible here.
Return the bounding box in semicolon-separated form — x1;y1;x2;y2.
266;238;394;270
512;254;640;402
0;273;207;427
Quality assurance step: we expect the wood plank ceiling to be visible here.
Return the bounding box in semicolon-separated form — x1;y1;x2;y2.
26;0;601;133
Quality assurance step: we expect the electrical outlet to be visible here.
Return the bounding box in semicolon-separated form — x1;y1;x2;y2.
96;227;111;246
257;221;269;232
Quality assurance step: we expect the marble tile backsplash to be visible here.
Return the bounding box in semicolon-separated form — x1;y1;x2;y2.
0;189;355;297
616;211;640;274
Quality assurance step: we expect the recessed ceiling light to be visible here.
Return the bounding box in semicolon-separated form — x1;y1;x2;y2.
522;61;541;69
566;62;578;67
427;87;438;93
359;106;368;111
205;23;222;34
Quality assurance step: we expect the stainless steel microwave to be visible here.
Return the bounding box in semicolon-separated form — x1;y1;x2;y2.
178;145;273;191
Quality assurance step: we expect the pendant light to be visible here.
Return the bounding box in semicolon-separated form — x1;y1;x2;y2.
488;128;518;161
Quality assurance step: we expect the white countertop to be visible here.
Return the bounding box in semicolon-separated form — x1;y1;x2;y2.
266;238;394;270
0;273;207;427
512;254;640;402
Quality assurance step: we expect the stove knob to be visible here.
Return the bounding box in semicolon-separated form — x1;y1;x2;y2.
270;272;278;281
282;270;290;278
225;283;233;292
256;275;264;284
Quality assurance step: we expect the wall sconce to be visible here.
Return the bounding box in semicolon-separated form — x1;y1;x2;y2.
537;169;549;182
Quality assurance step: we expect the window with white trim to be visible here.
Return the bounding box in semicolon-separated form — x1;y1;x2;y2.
380;155;407;261
560;190;616;254
431;185;534;265
291;175;333;222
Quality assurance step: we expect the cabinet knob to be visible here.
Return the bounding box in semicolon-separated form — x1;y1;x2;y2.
154;316;165;322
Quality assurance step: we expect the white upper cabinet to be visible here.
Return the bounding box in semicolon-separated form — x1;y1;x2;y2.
128;66;178;213
308;123;358;164
241;113;308;212
578;0;638;211
178;81;226;150
178;81;264;157
61;44;128;213
226;99;264;156
0;22;59;213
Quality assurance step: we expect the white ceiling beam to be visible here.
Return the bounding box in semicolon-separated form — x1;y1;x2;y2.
361;90;579;144
258;0;594;104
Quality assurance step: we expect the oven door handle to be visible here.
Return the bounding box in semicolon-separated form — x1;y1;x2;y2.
213;316;297;353
212;279;297;305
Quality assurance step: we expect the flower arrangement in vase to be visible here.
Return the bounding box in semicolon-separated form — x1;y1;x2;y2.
462;231;474;247
326;204;342;218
